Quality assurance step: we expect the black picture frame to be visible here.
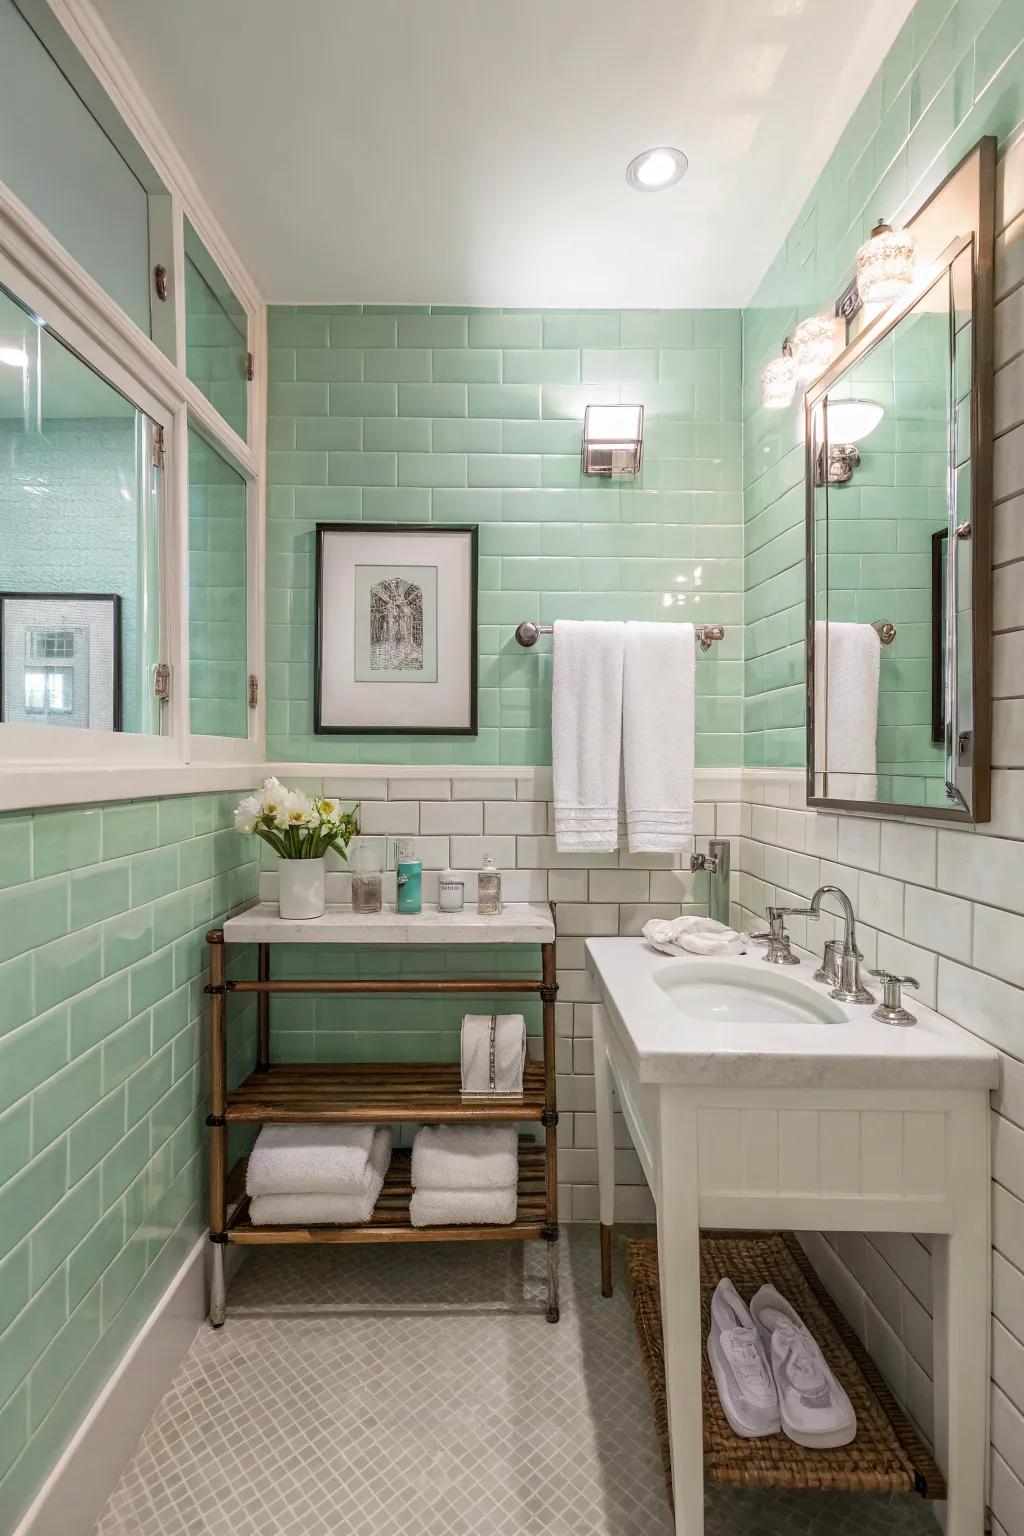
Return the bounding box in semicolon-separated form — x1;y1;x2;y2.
314;523;478;736
931;528;948;745
0;592;123;731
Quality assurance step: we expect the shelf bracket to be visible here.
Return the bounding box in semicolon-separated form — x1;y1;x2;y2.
204;981;235;995
539;984;558;1002
209;1232;228;1244
541;1108;559;1128
541;1225;559;1243
206;1113;226;1128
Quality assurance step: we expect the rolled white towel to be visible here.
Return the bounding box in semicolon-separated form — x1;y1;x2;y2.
246;1122;379;1197
249;1127;392;1226
411;1124;519;1191
642;915;749;957
460;1012;526;1096
409;1185;518;1228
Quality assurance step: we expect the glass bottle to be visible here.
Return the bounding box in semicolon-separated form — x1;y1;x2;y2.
477;854;502;916
350;838;382;914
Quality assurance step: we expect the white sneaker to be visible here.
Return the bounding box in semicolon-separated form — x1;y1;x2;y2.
750;1284;857;1449
707;1277;781;1437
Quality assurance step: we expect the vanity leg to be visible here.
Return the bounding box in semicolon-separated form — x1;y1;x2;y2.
933;1101;990;1536
210;1242;226;1328
545;1234;560;1323
207;931;229;1329
593;1003;616;1297
658;1095;704;1536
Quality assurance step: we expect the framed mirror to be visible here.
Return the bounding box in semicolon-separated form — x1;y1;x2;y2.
805;140;994;823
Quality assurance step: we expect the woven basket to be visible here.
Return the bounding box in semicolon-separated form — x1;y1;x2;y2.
626;1230;945;1502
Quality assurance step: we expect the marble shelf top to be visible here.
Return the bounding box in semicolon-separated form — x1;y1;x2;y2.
222;901;555;945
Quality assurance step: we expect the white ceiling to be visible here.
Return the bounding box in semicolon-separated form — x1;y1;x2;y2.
91;0;914;309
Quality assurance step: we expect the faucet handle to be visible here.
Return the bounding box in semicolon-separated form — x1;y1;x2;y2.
869;970;919;1026
760;907;801;965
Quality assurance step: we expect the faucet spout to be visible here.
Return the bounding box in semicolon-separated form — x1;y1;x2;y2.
808;885;874;1004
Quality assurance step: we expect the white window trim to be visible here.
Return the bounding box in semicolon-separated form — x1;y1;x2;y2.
0;0;268;810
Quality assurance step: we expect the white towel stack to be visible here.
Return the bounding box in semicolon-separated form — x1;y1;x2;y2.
409;1124;519;1227
460;1012;527;1097
246;1123;392;1226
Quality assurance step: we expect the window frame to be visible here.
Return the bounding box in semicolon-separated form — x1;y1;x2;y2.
0;0;266;808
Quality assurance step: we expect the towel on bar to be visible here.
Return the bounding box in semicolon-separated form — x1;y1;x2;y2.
552;619;625;853
460;1013;526;1097
622;621;695;853
411;1124;519;1190
409;1186;518;1228
248;1128;392;1225
246;1122;379;1197
813;621;880;801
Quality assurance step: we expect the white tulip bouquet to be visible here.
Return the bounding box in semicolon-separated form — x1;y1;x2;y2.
234;777;359;860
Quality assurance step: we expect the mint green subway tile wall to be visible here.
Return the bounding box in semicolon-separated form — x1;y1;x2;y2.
188;430;249;739
743;0;1024;768
266;307;744;766
0;794;258;1527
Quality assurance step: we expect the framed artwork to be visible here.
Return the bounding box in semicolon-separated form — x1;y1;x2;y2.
0;592;122;731
315;524;478;735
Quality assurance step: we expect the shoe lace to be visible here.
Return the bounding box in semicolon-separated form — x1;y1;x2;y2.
723;1327;774;1400
776;1323;832;1406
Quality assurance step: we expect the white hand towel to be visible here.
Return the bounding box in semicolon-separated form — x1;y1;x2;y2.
246;1122;378;1197
813;621;880;801
411;1124;519;1190
552;619;625;853
460;1013;526;1096
248;1128;392;1225
409;1186;518;1228
623;621;695;852
643;915;749;957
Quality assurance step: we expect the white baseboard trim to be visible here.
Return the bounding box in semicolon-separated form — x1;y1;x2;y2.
12;1235;242;1536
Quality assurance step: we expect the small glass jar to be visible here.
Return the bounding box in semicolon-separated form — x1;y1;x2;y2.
438;868;465;913
350;838;383;914
477;854;502;916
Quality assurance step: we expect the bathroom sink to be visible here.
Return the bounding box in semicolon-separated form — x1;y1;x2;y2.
652;958;847;1026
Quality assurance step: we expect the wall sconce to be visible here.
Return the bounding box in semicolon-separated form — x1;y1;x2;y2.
790;315;838;379
815;397;885;484
856;218;917;305
760;341;797;409
581;403;644;476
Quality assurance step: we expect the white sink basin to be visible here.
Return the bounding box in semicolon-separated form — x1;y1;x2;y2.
653;958;846;1026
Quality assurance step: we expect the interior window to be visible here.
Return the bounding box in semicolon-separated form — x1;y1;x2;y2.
0;283;162;734
188;428;249;738
184;220;248;440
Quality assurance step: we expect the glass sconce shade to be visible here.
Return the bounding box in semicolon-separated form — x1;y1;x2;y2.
760;350;797;409
823;397;884;443
582;403;643;476
791;315;837;379
856;220;917;305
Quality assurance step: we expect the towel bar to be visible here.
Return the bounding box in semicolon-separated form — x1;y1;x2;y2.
514;620;726;652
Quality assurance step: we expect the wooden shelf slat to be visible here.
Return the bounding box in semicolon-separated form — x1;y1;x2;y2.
226;1059;547;1123
226;1146;548;1245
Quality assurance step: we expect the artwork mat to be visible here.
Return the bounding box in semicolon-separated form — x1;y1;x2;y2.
315;524;478;735
0;591;123;731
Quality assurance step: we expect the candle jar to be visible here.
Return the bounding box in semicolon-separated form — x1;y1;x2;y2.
438;868;465;912
350;838;383;913
477;854;503;916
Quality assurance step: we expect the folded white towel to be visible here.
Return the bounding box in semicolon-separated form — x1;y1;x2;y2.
246;1122;378;1197
813;621;880;801
409;1185;518;1228
411;1124;519;1190
623;621;695;853
248;1127;392;1226
460;1013;526;1097
643;915;749;957
552;619;625;853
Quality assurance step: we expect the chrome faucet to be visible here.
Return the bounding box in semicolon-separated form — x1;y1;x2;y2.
760;885;874;1003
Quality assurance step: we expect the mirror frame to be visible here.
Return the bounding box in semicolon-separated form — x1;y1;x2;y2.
804;137;996;824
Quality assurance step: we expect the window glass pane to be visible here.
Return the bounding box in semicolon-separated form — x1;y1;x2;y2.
0;0;152;334
0;283;161;733
184;221;247;439
188;429;248;738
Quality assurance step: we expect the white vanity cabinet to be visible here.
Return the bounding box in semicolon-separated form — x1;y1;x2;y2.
587;937;999;1536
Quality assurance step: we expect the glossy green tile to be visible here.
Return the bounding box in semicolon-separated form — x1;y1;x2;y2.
29;1167;101;1289
0;817;32;890
0;955;34;1037
32;1050;103;1154
32;808;102;878
130;847;179;907
33;929;103;1016
101;803;158;861
69;861;131;932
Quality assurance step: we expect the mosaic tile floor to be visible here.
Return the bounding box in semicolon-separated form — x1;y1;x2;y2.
93;1228;941;1536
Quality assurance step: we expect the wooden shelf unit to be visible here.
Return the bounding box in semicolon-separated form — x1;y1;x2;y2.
206;902;559;1323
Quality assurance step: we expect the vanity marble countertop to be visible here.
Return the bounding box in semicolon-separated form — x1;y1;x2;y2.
585;937;1000;1090
223;901;555;945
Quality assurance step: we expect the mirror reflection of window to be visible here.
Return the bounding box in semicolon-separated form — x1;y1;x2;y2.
187;430;249;738
0;283;161;734
184;221;248;440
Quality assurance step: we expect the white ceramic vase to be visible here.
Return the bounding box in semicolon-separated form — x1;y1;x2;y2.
278;857;326;920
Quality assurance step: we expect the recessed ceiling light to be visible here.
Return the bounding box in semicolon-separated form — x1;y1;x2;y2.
0;346;28;367
625;146;688;192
